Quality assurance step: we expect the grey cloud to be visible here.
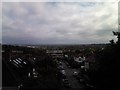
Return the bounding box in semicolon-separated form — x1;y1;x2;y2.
2;2;118;44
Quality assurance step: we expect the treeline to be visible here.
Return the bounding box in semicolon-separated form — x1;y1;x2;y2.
86;34;120;89
2;45;46;55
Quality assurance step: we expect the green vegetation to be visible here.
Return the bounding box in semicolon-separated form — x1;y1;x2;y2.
84;32;120;89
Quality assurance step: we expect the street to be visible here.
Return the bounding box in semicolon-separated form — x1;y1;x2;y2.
61;61;85;89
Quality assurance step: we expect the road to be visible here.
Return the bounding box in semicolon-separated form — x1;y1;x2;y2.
61;61;85;89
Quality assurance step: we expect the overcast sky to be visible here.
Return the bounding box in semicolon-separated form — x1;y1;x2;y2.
2;2;118;44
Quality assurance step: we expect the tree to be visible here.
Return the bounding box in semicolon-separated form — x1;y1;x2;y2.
84;31;120;89
112;31;120;45
93;31;120;89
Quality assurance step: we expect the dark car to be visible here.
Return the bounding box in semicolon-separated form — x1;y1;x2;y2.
58;66;64;70
62;78;68;82
64;83;71;88
78;78;86;84
72;71;78;77
62;79;71;88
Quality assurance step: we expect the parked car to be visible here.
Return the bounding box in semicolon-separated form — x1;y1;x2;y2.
62;78;68;82
60;70;66;75
78;78;86;84
62;74;67;79
59;62;62;65
85;83;94;89
62;79;71;88
58;66;64;70
65;62;70;67
72;71;78;77
64;83;71;88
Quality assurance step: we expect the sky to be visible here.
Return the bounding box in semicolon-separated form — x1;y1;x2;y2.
2;2;118;45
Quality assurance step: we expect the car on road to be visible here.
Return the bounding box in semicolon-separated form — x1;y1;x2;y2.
65;62;71;67
78;78;86;84
59;62;62;65
62;78;68;82
62;79;71;88
72;71;78;77
85;83;94;89
57;66;64;70
60;70;66;75
64;83;71;88
62;74;67;79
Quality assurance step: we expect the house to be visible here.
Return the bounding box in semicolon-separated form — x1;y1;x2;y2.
46;50;63;58
84;53;96;71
